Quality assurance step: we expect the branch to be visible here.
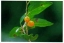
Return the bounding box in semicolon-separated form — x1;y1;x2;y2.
21;25;25;34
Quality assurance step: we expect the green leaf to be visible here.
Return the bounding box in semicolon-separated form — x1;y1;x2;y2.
28;1;49;11
19;34;30;40
28;2;53;19
9;27;23;37
20;34;38;41
34;18;53;27
20;13;26;25
29;34;38;41
23;34;29;40
28;1;42;11
33;34;38;41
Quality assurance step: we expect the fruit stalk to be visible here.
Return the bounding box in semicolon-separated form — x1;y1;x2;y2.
26;23;28;35
21;25;25;34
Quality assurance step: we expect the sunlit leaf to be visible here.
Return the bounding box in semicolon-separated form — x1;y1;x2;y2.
34;18;53;27
9;27;23;37
28;2;53;19
28;1;42;11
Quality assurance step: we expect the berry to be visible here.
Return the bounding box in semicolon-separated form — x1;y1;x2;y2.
27;21;34;27
24;16;30;23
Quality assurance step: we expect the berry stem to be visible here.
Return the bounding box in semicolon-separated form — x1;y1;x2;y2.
26;1;28;16
26;1;31;42
21;25;25;34
26;23;28;35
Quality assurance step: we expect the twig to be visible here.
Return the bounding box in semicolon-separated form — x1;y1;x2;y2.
26;1;31;42
26;1;28;16
28;39;31;42
26;1;30;16
26;23;28;34
27;1;30;6
21;26;25;34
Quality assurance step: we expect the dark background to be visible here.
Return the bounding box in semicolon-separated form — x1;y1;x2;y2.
1;1;63;42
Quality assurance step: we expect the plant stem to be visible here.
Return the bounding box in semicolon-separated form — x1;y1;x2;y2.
26;23;28;34
26;1;30;16
21;26;25;34
26;1;28;16
28;39;31;42
26;1;31;42
25;23;31;42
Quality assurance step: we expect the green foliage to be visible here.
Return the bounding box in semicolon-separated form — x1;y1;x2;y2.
9;1;53;42
28;2;53;19
28;1;42;11
29;34;38;41
20;34;38;41
22;34;29;40
9;27;23;37
34;18;53;27
20;13;26;25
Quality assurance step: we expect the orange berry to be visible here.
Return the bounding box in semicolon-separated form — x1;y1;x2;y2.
24;16;30;23
27;21;34;27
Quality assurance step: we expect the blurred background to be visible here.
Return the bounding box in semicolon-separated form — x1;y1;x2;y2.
1;1;63;42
